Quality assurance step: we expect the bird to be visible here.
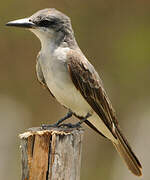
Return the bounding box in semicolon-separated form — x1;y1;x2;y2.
6;8;142;176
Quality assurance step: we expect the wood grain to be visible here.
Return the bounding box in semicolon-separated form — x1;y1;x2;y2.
19;127;84;180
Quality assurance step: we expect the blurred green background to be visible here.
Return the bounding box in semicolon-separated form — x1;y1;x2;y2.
1;0;150;179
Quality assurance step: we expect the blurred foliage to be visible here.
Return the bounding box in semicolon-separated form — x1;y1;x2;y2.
0;0;150;179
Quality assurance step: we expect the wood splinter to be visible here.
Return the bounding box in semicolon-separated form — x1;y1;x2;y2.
19;127;84;180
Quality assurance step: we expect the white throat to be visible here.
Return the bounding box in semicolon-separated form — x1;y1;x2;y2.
30;29;56;52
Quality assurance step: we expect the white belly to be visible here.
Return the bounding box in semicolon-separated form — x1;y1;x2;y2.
46;61;92;117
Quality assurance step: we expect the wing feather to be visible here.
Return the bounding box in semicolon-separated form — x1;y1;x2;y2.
67;50;117;137
36;53;55;98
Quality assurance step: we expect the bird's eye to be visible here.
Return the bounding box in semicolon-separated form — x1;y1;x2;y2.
39;20;56;27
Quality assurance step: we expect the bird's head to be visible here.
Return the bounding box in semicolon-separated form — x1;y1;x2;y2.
6;9;74;46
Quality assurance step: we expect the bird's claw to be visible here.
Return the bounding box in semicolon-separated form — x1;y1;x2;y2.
41;123;58;130
58;123;81;128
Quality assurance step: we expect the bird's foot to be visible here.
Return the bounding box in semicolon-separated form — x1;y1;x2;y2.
41;110;73;130
41;123;58;130
41;112;91;130
41;122;80;130
41;122;81;130
58;113;91;128
58;122;81;128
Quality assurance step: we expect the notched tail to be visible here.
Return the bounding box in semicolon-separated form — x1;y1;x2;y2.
113;126;142;176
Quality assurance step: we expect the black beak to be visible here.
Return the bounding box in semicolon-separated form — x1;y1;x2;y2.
6;18;35;28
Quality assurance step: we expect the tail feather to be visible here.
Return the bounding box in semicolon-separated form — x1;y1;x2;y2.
84;118;142;176
113;126;142;176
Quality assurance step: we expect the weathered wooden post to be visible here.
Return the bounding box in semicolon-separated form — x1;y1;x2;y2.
19;127;84;180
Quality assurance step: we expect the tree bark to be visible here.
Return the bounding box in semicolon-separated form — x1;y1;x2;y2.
19;127;84;180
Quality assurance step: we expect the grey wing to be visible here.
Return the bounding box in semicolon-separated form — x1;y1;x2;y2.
36;55;55;97
36;60;47;87
67;50;118;137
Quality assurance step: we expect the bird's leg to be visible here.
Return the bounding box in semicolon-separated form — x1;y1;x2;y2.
42;110;73;129
73;113;91;127
55;110;73;126
59;113;91;128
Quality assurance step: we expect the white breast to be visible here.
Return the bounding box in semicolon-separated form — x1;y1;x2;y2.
39;46;92;116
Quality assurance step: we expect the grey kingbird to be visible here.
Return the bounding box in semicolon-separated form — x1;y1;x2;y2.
6;8;142;176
